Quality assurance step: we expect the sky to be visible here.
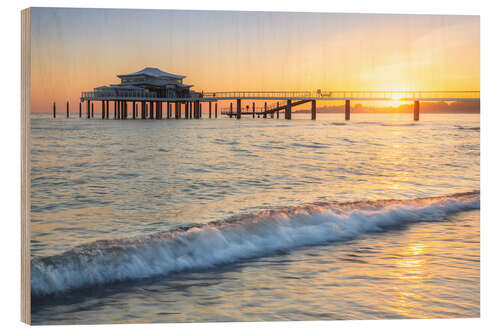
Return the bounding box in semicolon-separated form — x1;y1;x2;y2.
29;8;479;112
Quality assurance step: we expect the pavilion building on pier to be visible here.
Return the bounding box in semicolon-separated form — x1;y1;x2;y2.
92;67;201;99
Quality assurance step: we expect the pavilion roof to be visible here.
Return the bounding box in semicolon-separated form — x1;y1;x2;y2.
118;67;186;80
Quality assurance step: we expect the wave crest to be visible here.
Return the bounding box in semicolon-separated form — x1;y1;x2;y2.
31;191;479;296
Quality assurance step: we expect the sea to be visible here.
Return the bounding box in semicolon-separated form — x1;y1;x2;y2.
29;112;480;324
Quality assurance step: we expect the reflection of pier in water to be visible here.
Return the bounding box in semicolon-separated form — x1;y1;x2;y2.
54;90;480;121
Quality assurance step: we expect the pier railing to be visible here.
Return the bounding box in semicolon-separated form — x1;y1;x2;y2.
204;91;313;99
82;91;158;99
81;90;480;102
204;90;480;101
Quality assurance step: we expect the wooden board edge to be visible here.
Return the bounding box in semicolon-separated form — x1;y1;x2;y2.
21;7;31;325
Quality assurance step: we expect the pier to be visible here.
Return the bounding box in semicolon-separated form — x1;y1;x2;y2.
52;68;480;121
74;90;479;121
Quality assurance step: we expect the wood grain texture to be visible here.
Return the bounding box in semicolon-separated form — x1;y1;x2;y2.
21;7;31;325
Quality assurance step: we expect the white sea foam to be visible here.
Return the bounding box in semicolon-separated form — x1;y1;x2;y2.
31;191;479;296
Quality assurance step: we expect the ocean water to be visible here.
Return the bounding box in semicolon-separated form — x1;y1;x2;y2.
30;112;480;324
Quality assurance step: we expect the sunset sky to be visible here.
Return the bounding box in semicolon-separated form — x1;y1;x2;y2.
30;8;479;112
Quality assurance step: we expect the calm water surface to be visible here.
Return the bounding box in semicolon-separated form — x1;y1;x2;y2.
30;113;479;324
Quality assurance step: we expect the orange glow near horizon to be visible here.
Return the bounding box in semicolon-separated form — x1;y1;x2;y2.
29;8;479;113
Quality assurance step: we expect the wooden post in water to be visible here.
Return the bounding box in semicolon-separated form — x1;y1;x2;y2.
101;100;105;119
413;100;420;121
229;102;233;118
209;101;212;118
189;102;193;119
117;101;121;119
106;100;109;119
252;102;255;118
167;102;170;119
264;102;267;118
91;103;94;118
345;100;350;121
79;102;82;118
132;102;136;119
53;102;56;118
236;99;241;119
311;100;316;120
276;102;280;119
185;102;189;119
199;102;202;118
149;101;154;119
215;103;218;118
285;99;292;120
66;101;69;118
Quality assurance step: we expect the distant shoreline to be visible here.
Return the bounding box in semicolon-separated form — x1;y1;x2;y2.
31;110;480;115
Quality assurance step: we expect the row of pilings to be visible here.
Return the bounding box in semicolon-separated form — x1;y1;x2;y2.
222;99;318;120
52;100;218;120
52;99;421;121
219;99;419;121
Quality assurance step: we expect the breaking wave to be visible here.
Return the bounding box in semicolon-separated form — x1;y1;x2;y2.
31;191;479;296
